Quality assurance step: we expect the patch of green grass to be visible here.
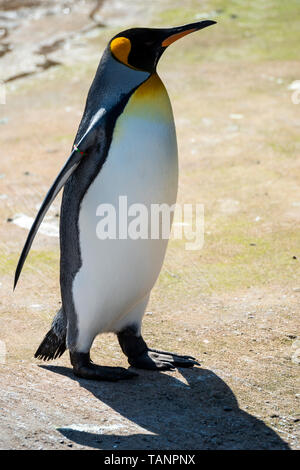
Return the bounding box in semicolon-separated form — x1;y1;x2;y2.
159;5;200;25
0;250;59;276
214;233;297;290
156;216;300;297
199;216;300;291
53;133;74;143
267;134;300;159
156;0;300;62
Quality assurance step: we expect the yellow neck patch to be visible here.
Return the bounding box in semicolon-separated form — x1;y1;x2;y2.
110;37;131;66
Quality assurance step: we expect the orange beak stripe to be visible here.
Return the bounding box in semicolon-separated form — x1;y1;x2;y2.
161;28;197;47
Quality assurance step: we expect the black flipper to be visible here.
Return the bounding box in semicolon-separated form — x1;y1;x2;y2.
14;109;106;289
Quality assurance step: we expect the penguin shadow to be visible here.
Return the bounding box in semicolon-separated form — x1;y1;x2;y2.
42;365;290;450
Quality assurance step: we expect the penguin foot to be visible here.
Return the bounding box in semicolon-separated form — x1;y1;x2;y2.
149;349;200;367
129;350;199;370
70;351;138;382
117;327;199;370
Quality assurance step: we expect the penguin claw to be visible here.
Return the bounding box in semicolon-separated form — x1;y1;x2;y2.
128;351;174;370
148;349;200;368
149;348;197;361
157;355;199;368
128;350;197;371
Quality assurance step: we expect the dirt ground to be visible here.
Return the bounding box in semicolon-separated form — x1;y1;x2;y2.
0;0;299;450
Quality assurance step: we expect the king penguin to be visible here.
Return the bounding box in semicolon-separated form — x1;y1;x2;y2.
14;20;216;381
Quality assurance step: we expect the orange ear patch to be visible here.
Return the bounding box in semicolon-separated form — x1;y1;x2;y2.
162;28;197;47
110;37;131;65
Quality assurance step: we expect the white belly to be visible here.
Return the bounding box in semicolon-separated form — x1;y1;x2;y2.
72;75;178;346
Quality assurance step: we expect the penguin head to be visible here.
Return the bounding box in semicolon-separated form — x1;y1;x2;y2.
109;20;216;73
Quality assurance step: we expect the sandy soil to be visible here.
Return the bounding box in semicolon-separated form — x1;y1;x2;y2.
0;0;299;450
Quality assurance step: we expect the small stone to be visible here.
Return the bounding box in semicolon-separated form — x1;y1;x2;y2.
229;113;243;120
291;352;300;364
288;80;300;91
292;256;297;260
6;217;13;222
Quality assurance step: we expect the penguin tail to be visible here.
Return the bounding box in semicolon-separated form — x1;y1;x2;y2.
35;308;67;361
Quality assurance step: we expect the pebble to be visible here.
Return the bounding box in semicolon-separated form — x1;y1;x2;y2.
201;117;213;126
229;113;243;120
287;80;300;91
291;353;300;365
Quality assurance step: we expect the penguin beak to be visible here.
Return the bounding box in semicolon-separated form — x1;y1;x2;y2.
161;20;216;48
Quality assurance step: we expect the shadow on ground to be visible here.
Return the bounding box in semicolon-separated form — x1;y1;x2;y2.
42;365;289;450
